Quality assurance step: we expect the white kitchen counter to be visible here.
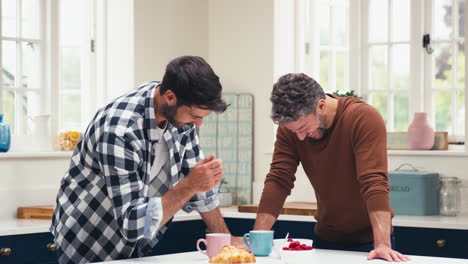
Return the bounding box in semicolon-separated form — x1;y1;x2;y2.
1;207;468;236
94;249;467;264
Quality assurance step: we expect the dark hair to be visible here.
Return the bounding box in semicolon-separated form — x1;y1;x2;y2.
271;73;326;124
160;56;228;113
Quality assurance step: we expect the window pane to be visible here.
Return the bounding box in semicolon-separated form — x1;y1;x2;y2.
394;93;409;132
459;0;464;38
16;91;41;135
2;0;17;38
457;42;465;88
433;43;453;89
320;50;329;90
319;4;330;45
434;91;453;133
60;94;81;131
336;51;347;91
370;92;388;124
2;40;17;88
457;91;465;136
2;91;15;134
60;47;81;90
369;0;388;42
433;0;453;40
392;44;410;90
60;0;87;46
369;45;388;90
22;42;40;88
335;6;349;47
21;0;40;39
391;0;409;42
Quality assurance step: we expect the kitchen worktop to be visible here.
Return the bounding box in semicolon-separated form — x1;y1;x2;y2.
93;249;467;264
1;207;468;236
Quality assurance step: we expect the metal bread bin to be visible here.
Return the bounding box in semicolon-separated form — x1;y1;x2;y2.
389;164;440;216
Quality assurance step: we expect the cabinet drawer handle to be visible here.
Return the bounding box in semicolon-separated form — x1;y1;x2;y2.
437;239;446;248
47;243;57;252
0;248;12;256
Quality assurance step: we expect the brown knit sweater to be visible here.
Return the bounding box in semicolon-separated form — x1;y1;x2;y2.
258;95;393;245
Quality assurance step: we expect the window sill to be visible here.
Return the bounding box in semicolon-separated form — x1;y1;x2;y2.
0;151;73;159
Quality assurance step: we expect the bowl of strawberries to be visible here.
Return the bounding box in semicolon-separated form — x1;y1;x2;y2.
273;238;314;263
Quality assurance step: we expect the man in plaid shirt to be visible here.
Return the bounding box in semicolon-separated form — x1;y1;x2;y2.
50;56;236;263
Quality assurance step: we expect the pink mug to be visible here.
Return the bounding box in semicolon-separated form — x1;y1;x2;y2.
196;233;231;258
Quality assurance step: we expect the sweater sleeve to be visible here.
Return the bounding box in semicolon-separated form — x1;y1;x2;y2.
352;104;394;215
257;126;300;218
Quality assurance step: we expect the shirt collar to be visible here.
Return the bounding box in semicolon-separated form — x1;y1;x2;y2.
144;84;195;143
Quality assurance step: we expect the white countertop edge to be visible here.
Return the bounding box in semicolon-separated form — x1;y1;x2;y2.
2;209;468;236
0;151;73;159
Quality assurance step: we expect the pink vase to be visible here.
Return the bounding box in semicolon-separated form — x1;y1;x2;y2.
408;112;434;150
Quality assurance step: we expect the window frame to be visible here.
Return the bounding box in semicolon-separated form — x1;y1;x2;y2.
1;0;100;151
57;0;97;132
302;0;352;93
0;0;47;136
362;0;467;137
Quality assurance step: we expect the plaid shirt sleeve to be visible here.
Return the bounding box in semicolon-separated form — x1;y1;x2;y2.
97;131;163;242
181;128;220;213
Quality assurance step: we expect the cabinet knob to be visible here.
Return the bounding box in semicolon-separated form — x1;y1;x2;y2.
47;243;57;252
436;239;446;248
0;248;12;256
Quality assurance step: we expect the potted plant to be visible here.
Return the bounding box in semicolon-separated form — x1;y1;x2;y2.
332;90;362;99
218;178;233;207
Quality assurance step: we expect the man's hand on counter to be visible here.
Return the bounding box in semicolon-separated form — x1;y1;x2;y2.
231;236;250;251
367;245;411;262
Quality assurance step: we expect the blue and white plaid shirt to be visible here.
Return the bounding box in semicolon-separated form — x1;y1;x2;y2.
50;81;220;263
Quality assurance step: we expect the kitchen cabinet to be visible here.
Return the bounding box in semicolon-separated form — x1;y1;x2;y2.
0;232;57;264
394;226;468;259
146;219;206;256
225;218;468;259
224;218;316;239
2;218;467;262
0;221;207;264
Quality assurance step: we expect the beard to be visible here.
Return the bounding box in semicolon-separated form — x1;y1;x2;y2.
308;114;329;142
160;103;185;128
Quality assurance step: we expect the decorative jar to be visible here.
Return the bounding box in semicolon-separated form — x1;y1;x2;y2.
408;112;434;150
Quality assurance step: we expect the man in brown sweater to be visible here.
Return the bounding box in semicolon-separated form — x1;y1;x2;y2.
254;73;409;262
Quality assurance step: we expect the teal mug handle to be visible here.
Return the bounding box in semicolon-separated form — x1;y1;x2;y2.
243;233;251;249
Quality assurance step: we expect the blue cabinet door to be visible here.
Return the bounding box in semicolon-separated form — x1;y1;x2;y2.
0;232;57;264
146;220;207;256
224;218;316;240
394;227;468;259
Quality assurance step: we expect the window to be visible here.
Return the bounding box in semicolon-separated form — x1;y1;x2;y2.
59;0;95;132
1;0;96;148
299;0;467;140
302;0;350;92
364;0;411;131
427;0;465;137
1;0;43;135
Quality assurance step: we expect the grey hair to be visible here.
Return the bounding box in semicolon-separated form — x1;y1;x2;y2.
270;73;326;124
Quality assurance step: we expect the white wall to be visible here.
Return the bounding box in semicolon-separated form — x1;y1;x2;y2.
0;157;70;219
106;0;134;101
133;0;209;86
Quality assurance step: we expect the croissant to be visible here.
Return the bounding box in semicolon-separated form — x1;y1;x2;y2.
208;245;256;263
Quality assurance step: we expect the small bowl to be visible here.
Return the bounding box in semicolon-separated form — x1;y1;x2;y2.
273;238;314;263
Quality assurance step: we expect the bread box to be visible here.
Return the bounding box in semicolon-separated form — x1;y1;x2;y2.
389;164;440;216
